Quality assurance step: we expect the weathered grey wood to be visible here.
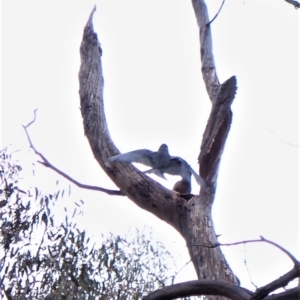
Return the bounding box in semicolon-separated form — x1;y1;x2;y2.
78;3;238;299
191;0;220;104
78;7;186;233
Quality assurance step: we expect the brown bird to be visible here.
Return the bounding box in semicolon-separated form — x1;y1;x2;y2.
173;179;191;194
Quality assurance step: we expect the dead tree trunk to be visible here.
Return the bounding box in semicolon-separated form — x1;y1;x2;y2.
78;1;238;298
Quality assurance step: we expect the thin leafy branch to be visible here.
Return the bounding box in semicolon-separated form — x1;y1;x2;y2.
0;148;182;299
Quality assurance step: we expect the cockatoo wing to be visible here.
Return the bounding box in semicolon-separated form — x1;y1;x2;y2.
163;157;190;178
109;149;155;167
109;145;206;187
143;169;166;179
189;168;206;187
165;157;206;187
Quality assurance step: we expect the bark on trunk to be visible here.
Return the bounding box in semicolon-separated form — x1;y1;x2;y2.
78;2;238;299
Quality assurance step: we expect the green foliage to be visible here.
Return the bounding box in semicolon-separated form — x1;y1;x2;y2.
0;148;179;299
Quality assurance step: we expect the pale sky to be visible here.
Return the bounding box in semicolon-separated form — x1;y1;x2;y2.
1;0;299;291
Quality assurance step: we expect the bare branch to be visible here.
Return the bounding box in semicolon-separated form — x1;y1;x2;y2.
22;111;124;196
242;244;259;290
265;286;300;300
144;260;300;300
189;236;299;265
188;236;300;298
258;236;299;265
191;0;220;102
23;108;38;128
251;268;300;300
284;0;300;9
250;237;300;299
207;0;226;25
172;259;192;284
143;279;252;300
38;160;124;195
267;128;298;147
188;238;261;248
199;76;237;184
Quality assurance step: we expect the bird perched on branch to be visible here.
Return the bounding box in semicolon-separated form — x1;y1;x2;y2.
109;144;206;189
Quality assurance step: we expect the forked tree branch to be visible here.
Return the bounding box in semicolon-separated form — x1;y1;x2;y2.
23;110;124;196
249;237;300;300
77;5;198;233
252;268;300;300
191;0;237;188
145;241;299;300
20;3;298;300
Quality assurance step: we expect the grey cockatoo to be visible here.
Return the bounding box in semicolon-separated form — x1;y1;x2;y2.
164;156;206;189
109;144;206;189
109;144;171;179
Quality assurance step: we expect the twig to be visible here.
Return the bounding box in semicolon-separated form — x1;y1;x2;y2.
24;109;38;128
267;127;298;147
23;111;125;196
207;0;226;26
172;259;192;284
35;220;47;259
259;236;299;265
251;267;300;299
188;237;262;248
242;242;258;289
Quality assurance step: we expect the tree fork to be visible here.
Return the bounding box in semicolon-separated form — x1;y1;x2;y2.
78;3;238;299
